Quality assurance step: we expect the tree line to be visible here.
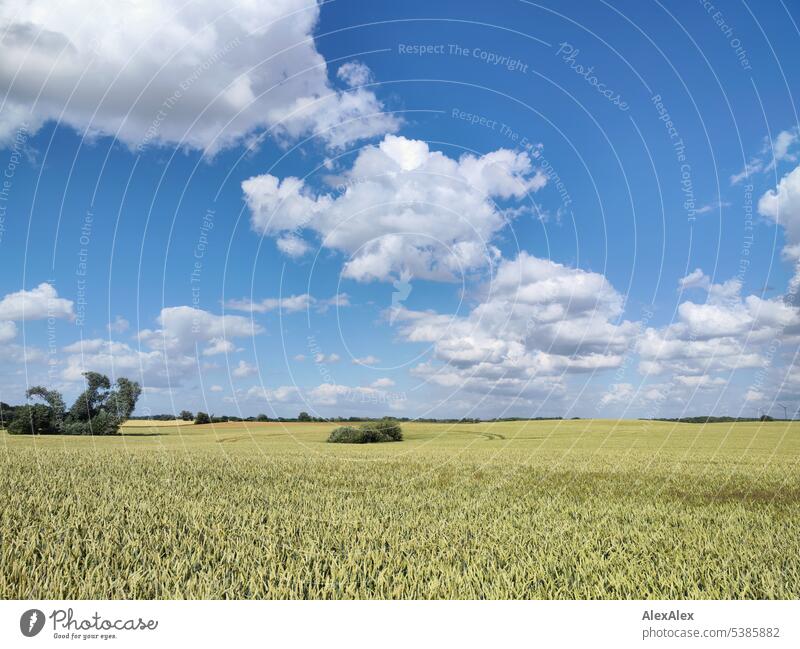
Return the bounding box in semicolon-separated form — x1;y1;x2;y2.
0;372;140;435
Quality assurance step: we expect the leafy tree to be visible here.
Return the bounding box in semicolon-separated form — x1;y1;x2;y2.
256;413;270;422
7;372;140;435
69;371;111;422
179;410;194;421
8;386;67;434
105;378;142;422
0;402;14;429
298;411;312;422
194;411;211;425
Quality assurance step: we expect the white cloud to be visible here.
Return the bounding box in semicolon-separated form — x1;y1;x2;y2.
293;354;307;362
61;338;195;385
0;283;74;321
678;268;711;291
314;353;340;363
731;128;799;185
225;292;349;314
674;375;727;389
759;164;800;259
694;201;730;215
239;385;300;403
316;293;351;312
308;383;380;406
371;377;394;388
62;338;107;354
337;61;373;88
243;134;548;281
232;360;257;378
108;316;130;333
138;306;261;354
276;234;312;258
395;252;635;401
225;294;312;314
58;306;263;387
353;355;380;365
0;0;398;152
202;338;236;356
209;384;224;393
0;321;17;344
598;383;635;407
637;272;800;378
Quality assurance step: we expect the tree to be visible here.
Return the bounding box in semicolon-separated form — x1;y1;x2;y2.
179;410;194;421
194;411;211;425
0;402;14;429
298;411;312;422
7;373;140;435
69;371;111;422
105;378;142;421
256;413;270;422
8;404;55;435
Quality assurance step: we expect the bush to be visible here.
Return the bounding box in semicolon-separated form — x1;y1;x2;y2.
63;412;120;436
327;420;403;444
362;419;403;441
7;404;55;435
194;412;211;425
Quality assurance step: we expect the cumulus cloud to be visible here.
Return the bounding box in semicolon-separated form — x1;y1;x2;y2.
0;283;74;321
238;384;300;403
371;377;394;388
59;305;264;387
225;292;349;314
759;164;800;262
138;306;261;355
226;294;312;314
108;316;130;333
308;383;380;405
276;234;312;258
0;0;398;152
243;134;548;281
203;338;236;356
336;61;373;88
637;272;800;378
598;383;635;407
232;359;257;378
0;321;17;344
61;338;195;385
678;268;711;291
395;252;635;401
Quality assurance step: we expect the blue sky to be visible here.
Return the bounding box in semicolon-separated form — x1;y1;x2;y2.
1;0;799;418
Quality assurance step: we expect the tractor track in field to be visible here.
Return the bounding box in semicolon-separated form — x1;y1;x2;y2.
458;429;506;440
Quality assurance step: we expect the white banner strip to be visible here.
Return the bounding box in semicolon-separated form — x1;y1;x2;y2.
1;600;797;648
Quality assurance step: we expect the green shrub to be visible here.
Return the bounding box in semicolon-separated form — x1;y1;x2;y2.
362;419;403;441
7;405;55;435
327;421;403;444
63;412;120;436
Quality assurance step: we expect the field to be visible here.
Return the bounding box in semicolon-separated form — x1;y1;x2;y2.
1;419;798;599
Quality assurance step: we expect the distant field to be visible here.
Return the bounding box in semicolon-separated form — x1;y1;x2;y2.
121;419;196;427
1;419;798;599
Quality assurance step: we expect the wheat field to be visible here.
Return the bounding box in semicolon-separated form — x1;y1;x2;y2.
1;419;798;599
